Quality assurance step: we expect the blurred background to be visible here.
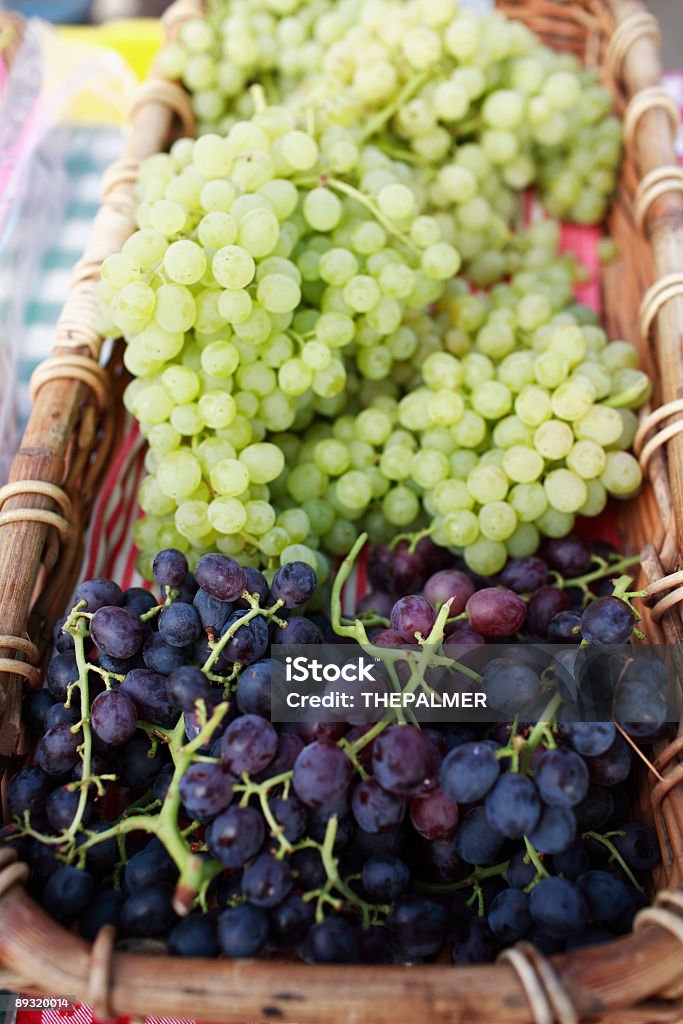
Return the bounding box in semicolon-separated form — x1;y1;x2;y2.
1;0;681;69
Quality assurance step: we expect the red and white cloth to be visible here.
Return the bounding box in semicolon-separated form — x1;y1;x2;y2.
16;69;683;1024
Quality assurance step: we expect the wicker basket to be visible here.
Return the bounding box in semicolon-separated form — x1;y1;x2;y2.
1;0;683;1020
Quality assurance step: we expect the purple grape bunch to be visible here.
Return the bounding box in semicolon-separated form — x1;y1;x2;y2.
6;535;664;965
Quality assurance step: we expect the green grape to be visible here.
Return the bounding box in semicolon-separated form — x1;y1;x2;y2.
451;410;487;448
218;289;253;324
245;500;277;535
133;385;174;426
544;468;587;513
464;538;507;576
534;351;569;389
535;506;575;538
198;391;237;429
314;438;350;476
515;385;552;427
212;246;256;288
197;436;237;473
356;345;393;380
551;379;595;421
239;442;285;484
286;463;328;502
467;464;508;504
533;419;573;460
493;416;532;449
157;449;202;499
422;351;463;390
409;449;449;489
260;527;290;557
210;458;250;496
147;422;181;454
208;496;248;534
163;240;207;285
506;522;540;558
379;446;412;481
574;405;623;445
509;481;548;523
138;476;176;516
470;380;512;420
579;477;607;517
566;439;606;479
478;501;517;542
382;485;420;526
277;508;310;543
502;445;544;484
336;470;373;510
170;403;205;436
600;450;642;496
176;500;213;542
355;408;393;446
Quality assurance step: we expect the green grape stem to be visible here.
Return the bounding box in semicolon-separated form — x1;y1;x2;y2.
201;592;284;675
522;836;549;884
414;859;510;894
521;692;563;773
361;70;435;141
555;554;640;593
582;830;644;892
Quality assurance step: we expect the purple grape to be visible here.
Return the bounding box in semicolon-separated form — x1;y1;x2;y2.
527;804;576;854
90;689;138;746
218;904;269;957
526;586;570;636
551;841;591;880
488;888;532;942
79;890;124;942
242;853;293;908
142;633;190;674
529;877;589;938
42;866;93;924
584;733;632;786
272;616;323;645
195;554;248;601
484;774;541;839
152;548;188;588
543;535;592;578
355;591;395;619
123;587;158;619
423;570;475;613
158;601;202;648
269;893;315;948
52;615;75;653
270;561;317;608
193;588;232;631
577;870;630;922
409;788;459;840
120;885;177;937
220;611;269;665
207;805;265;868
581;596;636;645
22;691;56;734
178;762;234;820
90;604;143;660
351;778;406;834
236;660;273;718
368;541;428;597
73;578;123;611
547;610;583;643
45;702;80;729
269;793;307;842
234;567;269;610
440;741;500;804
46;785;92;832
292;741;352;808
253;733;303;781
121;669;177;728
451;917;502;964
36;723;83;775
114;734;165;790
535;748;589;807
362;856;410;901
161;572;197;603
309;918;359;964
166;665;214;713
8;765;53;819
46;653;78;702
221;714;277;775
390;595;436;642
387;894;448;957
613;821;660;871
372;725;436;797
500;556;549;593
466;588;527;637
168;913;219;957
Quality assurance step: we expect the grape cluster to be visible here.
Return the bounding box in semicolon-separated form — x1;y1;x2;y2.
163;0;622;230
100;117;646;578
7;540;664;963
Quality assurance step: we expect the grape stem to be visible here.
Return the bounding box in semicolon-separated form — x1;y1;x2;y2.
522;836;549;884
201;592;284;675
360;70;434;141
234;770;296;857
414;859;510;894
318;815;372;928
521;691;563;773
582;830;644;892
554;554;640;593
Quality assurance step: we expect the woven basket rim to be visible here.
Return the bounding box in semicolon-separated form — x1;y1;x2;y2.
1;0;683;1021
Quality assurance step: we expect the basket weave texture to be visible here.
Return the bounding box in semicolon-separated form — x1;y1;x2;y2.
1;0;683;1021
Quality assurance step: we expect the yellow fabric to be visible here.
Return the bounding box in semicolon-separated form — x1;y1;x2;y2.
58;19;163;80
